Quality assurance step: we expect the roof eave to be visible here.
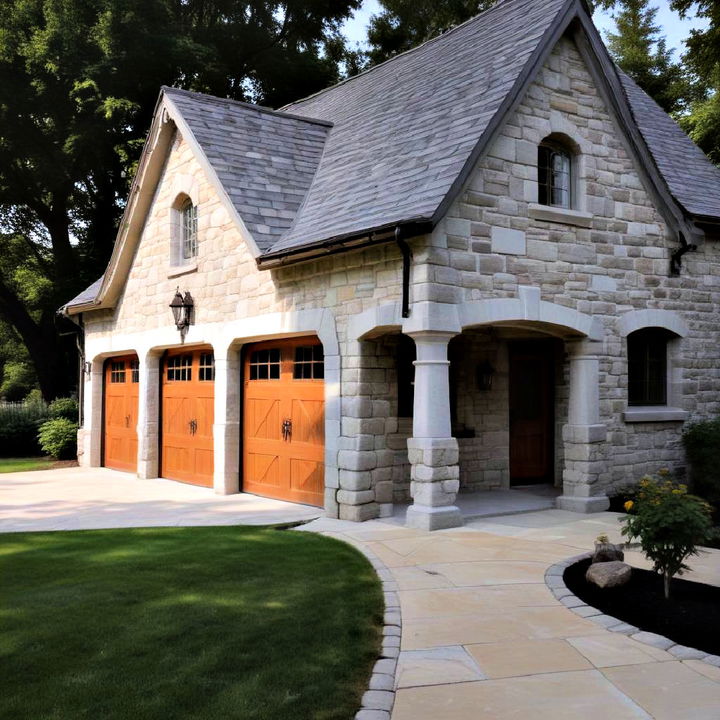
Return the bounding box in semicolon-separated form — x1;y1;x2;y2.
256;218;433;269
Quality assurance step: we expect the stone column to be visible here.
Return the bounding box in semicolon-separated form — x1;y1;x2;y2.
556;339;610;512
405;331;462;530
137;353;160;479
213;348;240;495
84;359;104;467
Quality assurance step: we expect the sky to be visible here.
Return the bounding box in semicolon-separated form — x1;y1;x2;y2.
342;1;709;59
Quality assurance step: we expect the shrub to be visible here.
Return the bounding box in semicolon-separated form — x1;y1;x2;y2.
621;471;715;599
48;397;78;421
37;418;78;460
0;399;49;456
683;417;720;511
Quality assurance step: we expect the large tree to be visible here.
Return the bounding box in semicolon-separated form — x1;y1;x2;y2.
671;0;720;164
365;0;496;66
604;0;699;114
0;0;360;400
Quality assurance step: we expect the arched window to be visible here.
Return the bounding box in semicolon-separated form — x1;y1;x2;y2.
627;328;675;406
538;140;572;209
181;199;198;259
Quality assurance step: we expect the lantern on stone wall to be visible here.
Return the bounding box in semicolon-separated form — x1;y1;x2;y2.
476;360;495;391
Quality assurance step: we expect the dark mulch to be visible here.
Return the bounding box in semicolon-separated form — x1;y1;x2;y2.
564;558;720;656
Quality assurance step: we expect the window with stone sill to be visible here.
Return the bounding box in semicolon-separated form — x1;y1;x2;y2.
538;141;572;210
627;327;674;406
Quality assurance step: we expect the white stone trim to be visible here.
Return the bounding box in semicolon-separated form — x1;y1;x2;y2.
350;302;402;340
83;308;341;517
617;309;689;338
623;407;689;423
528;203;593;227
458;287;603;340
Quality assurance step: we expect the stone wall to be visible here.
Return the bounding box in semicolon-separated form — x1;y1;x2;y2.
423;35;720;494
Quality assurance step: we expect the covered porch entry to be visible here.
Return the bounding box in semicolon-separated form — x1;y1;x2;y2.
352;288;608;530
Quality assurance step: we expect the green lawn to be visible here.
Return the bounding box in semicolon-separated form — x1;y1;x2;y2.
1;526;383;720
0;456;54;473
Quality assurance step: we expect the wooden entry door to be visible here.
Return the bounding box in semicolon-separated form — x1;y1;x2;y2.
161;347;215;487
103;354;139;472
509;342;555;485
243;338;325;507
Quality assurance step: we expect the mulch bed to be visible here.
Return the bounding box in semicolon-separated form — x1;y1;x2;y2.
564;557;720;656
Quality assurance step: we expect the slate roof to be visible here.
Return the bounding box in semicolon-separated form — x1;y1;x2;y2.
272;0;568;253
618;70;720;220
164;87;331;252
61;276;103;312
64;0;720;311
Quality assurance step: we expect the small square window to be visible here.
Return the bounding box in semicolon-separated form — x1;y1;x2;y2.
199;353;215;381
293;345;324;380
167;355;192;381
110;361;126;383
249;348;281;380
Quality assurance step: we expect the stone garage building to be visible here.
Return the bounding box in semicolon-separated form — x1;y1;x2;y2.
63;0;720;529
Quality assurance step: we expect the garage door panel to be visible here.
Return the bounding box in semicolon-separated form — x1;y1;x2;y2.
289;459;324;497
161;348;214;488
291;398;323;445
243;338;324;508
103;354;139;473
247;398;281;441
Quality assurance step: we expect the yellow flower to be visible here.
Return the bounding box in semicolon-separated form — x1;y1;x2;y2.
624;500;634;512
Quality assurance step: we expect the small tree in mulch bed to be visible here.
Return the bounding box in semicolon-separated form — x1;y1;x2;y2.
621;471;716;600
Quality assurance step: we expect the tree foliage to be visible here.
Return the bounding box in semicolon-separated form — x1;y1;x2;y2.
621;472;715;599
366;0;496;66
0;0;360;400
601;0;699;113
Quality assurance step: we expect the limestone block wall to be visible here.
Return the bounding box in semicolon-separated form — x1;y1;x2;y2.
416;34;720;493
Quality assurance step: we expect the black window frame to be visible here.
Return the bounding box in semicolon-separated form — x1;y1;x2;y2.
627;328;671;406
538;142;572;209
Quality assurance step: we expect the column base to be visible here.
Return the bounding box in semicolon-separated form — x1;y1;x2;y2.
406;504;463;531
556;495;610;513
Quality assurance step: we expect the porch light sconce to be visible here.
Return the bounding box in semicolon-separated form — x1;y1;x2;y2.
170;288;194;332
83;361;92;377
476;360;495;392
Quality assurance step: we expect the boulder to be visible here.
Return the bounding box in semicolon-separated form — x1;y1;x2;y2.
586;561;632;589
593;542;625;563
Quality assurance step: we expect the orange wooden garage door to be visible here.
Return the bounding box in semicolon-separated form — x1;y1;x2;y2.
161;347;214;487
104;354;139;472
243;337;325;507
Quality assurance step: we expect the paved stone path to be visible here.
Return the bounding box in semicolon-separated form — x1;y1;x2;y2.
0;466;320;532
304;510;720;720
3;469;719;718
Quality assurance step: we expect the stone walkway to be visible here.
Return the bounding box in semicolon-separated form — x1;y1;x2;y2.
304;510;720;720
0;466;320;532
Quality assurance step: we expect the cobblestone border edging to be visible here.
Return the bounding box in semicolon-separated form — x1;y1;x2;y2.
546;553;720;668
331;536;401;720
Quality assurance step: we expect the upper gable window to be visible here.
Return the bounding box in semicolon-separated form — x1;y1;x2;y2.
181;199;198;259
538;141;572;209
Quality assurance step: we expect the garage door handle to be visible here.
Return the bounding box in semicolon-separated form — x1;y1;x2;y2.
282;419;292;441
189;419;197;435
125;415;130;428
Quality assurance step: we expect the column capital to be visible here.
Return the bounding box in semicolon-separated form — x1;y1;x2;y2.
401;301;461;336
566;337;603;358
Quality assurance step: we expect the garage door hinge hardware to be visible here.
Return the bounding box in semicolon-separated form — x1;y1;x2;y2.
282;419;292;441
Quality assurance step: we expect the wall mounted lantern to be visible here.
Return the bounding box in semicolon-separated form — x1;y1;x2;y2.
170;288;194;332
476;360;495;392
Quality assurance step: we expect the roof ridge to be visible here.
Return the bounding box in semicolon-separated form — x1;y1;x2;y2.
280;0;525;112
161;86;333;127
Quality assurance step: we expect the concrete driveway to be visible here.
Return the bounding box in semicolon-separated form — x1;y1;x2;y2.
0;465;321;532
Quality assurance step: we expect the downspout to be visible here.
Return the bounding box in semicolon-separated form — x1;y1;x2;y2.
670;231;697;276
395;226;412;318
